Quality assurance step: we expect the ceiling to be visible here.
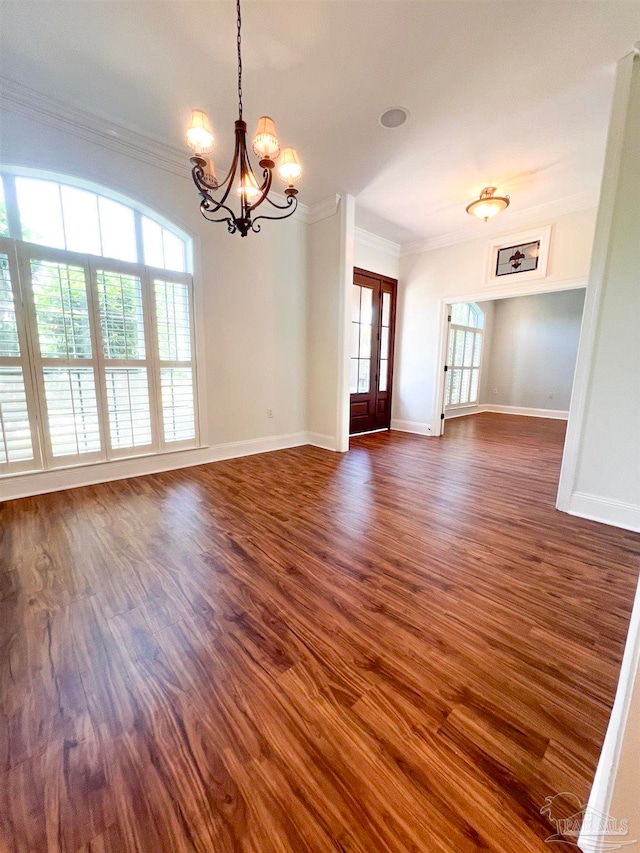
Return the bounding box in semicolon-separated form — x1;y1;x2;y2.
1;1;639;244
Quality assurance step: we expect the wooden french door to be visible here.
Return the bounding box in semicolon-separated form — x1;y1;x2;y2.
349;268;397;435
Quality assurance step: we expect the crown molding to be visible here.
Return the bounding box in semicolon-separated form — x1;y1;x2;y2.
306;194;341;224
400;190;599;257
0;76;191;179
0;76;310;222
355;227;401;257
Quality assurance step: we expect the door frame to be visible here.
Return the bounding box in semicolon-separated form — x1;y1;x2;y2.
433;279;588;436
349;267;398;436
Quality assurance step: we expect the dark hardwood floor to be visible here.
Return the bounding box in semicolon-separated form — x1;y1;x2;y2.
1;413;639;852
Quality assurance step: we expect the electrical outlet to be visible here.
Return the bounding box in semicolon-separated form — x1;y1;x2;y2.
548;391;554;399
493;388;498;395
266;408;274;419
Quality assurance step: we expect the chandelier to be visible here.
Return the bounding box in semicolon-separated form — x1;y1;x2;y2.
185;0;302;237
466;187;510;222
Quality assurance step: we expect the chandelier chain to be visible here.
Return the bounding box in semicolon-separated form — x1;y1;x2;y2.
237;0;243;120
187;0;300;236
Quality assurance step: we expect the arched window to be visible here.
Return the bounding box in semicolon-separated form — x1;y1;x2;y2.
445;302;484;408
0;170;198;476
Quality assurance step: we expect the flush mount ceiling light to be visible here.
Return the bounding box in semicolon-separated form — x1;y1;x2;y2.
379;107;409;129
466;186;510;222
185;0;302;237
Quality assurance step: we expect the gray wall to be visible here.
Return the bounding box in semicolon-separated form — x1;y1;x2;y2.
481;289;586;411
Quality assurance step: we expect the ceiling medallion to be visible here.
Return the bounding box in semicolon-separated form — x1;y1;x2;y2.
185;0;302;236
466;186;510;222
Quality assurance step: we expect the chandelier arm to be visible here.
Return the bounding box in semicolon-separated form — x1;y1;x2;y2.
201;144;242;211
264;192;298;211
191;158;233;204
202;212;236;231
186;0;301;236
198;191;237;222
215;162;237;193
194;179;236;216
249;195;298;230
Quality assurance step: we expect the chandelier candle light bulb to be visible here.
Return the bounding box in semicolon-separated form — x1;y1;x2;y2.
237;172;261;203
278;147;302;187
253;116;280;166
186;109;214;155
184;0;302;237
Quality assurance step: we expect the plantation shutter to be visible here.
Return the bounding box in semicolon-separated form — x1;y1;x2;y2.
0;240;40;473
21;247;106;465
153;275;197;446
93;263;156;456
1;238;198;479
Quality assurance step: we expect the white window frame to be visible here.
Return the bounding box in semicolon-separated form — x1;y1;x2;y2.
0;170;192;274
445;303;484;410
0;238;199;477
0;169;200;477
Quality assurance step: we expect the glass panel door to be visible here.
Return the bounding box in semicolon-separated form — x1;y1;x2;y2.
349;270;397;435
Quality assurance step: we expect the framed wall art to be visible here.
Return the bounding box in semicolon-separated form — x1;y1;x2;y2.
484;225;551;287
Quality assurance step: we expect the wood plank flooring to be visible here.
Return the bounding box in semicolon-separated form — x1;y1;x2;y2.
1;413;639;852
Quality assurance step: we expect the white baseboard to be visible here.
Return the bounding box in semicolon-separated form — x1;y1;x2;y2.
567;491;640;533
0;431;310;501
485;404;569;419
446;404;569;420
390;419;433;436
579;573;640;853
445;405;483;419
308;432;339;451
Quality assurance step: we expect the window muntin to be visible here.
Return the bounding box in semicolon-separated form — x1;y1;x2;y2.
105;367;153;450
350;284;373;394
97;270;146;360
445;302;484;409
161;368;195;443
3;172;189;272
154;278;196;443
43;367;101;458
379;291;391;393
451;301;484;329
31;260;93;359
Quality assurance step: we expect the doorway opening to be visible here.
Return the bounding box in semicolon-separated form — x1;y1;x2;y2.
349;268;397;435
439;288;586;440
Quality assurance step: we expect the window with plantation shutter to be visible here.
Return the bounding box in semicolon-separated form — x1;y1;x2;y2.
0;171;198;480
445;302;484;409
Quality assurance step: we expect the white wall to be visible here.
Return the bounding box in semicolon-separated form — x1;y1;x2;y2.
559;48;640;853
0;97;309;498
396;207;597;434
560;51;640;527
307;207;343;445
481;289;585;412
